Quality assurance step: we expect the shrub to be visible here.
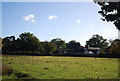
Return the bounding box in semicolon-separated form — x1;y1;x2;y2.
2;64;13;76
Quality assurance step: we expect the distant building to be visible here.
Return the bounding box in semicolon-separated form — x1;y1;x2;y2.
87;47;100;50
85;47;101;54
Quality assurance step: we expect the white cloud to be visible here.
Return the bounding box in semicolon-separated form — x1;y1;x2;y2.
31;19;35;23
48;15;58;20
23;14;36;23
75;19;80;24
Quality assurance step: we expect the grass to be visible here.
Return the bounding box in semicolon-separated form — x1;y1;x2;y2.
2;55;119;79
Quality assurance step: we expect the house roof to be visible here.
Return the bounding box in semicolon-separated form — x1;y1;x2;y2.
87;47;100;50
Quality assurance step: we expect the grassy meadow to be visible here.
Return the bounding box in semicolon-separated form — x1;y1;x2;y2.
2;55;119;79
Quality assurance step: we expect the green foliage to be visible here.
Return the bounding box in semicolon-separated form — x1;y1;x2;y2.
17;32;42;53
67;40;81;52
85;34;108;49
50;38;66;49
2;55;118;79
2;36;15;51
3;32;119;56
2;33;68;55
94;1;120;30
110;39;120;54
2;32;43;55
105;39;120;55
42;42;57;55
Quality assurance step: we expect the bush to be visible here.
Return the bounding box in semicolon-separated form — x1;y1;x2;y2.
2;64;13;76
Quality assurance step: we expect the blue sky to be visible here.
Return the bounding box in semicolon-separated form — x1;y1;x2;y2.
2;2;118;46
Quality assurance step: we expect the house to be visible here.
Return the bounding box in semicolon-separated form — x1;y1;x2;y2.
85;47;101;54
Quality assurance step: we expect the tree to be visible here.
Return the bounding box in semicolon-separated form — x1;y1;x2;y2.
17;32;42;54
2;36;16;52
42;42;57;55
50;38;66;55
108;39;120;54
85;34;108;49
94;1;120;30
67;40;81;52
50;38;66;49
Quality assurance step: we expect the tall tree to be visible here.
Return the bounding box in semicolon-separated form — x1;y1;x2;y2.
85;34;108;49
109;39;120;54
17;32;42;54
42;42;57;55
67;40;81;52
94;1;120;30
50;38;66;49
2;36;16;52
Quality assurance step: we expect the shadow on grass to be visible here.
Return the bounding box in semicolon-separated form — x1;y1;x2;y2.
2;64;36;79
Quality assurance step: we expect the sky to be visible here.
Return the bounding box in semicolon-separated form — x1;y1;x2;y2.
2;2;118;46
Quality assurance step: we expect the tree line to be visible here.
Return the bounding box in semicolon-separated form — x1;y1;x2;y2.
1;32;84;56
1;32;120;57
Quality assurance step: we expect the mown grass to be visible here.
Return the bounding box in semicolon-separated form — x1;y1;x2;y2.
2;55;119;79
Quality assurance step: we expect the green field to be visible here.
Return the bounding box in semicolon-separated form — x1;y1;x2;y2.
2;55;119;79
